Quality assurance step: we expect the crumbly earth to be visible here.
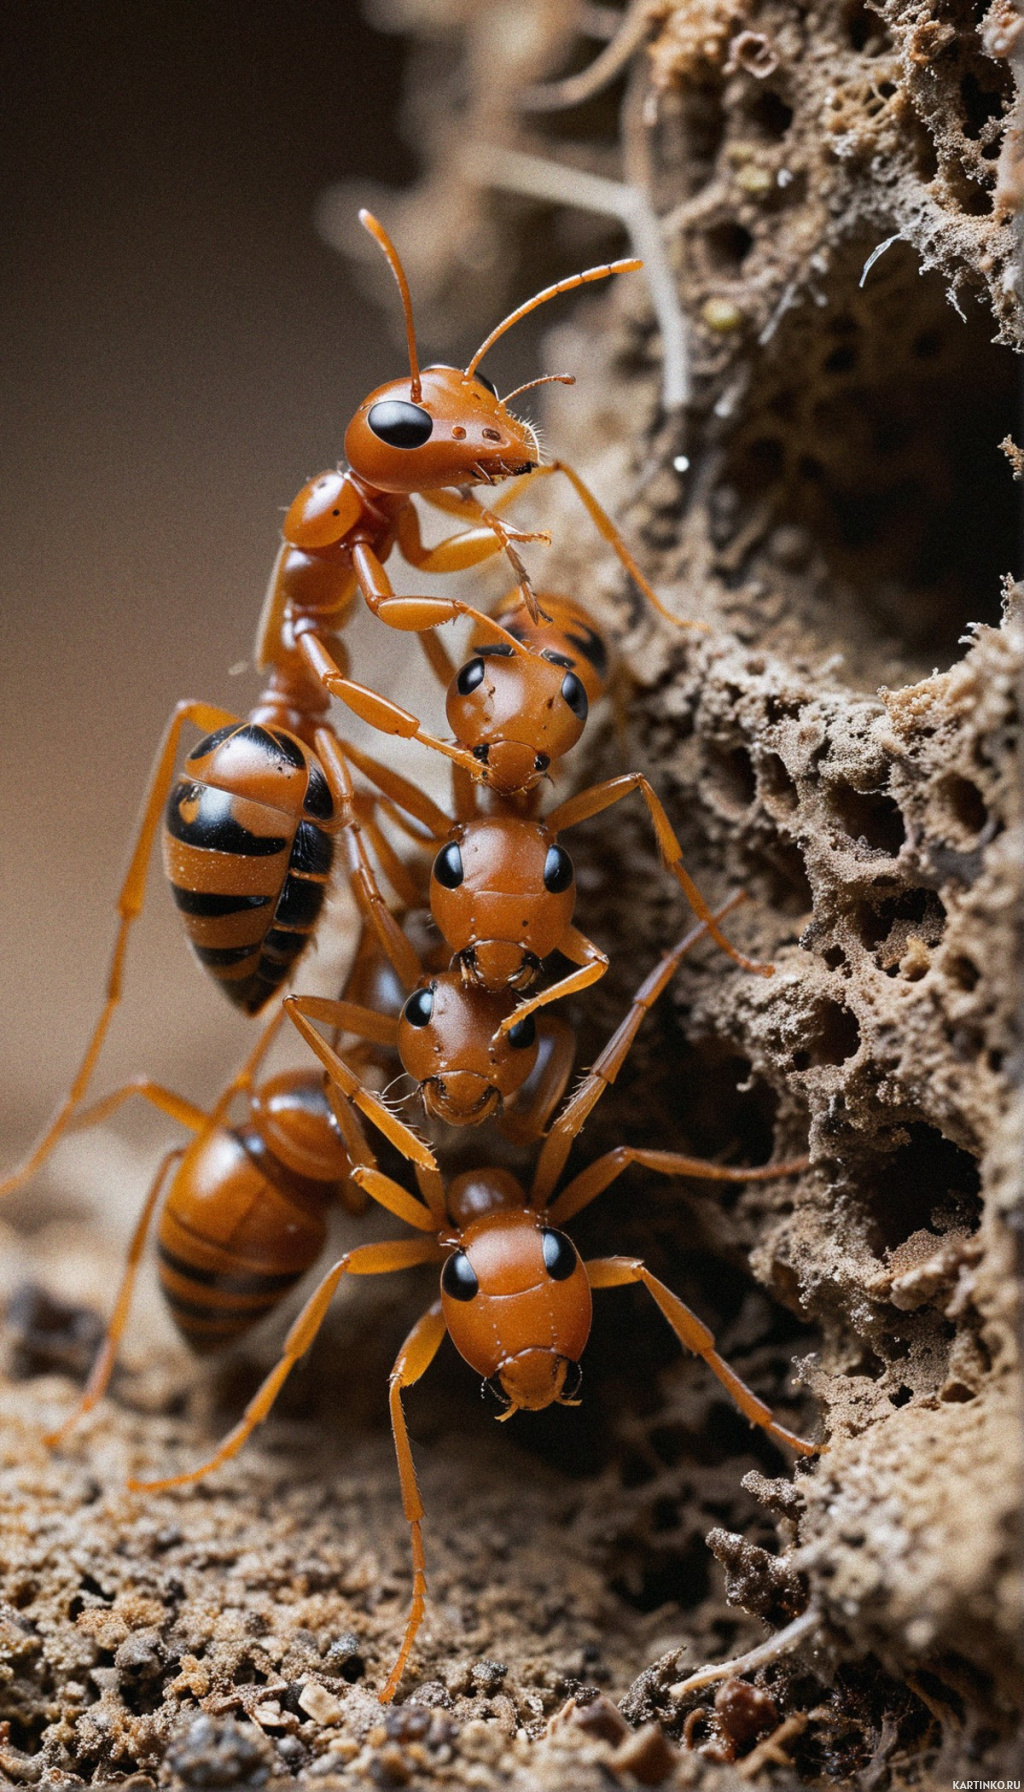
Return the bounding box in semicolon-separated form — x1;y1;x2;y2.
2;0;1023;1786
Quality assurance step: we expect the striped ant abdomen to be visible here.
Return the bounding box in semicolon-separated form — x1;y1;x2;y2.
156;1070;358;1351
163;723;335;1014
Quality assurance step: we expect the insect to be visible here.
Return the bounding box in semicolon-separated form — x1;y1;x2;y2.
123;913;814;1703
310;611;771;987
257;208;695;724
35;1007;368;1453
0;652;414;1201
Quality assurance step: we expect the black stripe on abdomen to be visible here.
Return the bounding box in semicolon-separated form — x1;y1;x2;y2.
157;1242;302;1298
165;783;288;856
171;887;272;918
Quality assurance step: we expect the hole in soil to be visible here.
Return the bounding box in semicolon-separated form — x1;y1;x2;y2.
829;785;905;855
853;887;946;967
706;221;754;269
843;0;891;51
960;70;1006;141
746;88;793;139
891;1385;913;1407
762;839;813;914
706;742;757;811
724;242;1019;667
758;752;798;815
658;1044;780;1167
792;1000;859;1068
611;1536;711;1613
935;772;988;841
868;1124;981;1251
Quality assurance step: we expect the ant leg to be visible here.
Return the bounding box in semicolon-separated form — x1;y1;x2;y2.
549;1145;810;1228
44;1147;184;1448
0;699;239;1199
498;1016;576;1147
511;460;706;631
381;1301;448;1704
341;740;453;840
356;802;428;912
297;631;482;782
546;775;773;977
586;1257;817;1456
494;927;608;1036
355;538;544;638
314;732;423;992
529;904;740;1207
285;995;437;1172
396;499;550;618
127;1238;444;1494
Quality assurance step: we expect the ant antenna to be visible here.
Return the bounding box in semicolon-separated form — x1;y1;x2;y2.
465;258;642;378
501;374;576;406
360;209;422;403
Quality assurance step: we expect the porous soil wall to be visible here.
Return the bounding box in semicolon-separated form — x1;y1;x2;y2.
1;2;1022;1787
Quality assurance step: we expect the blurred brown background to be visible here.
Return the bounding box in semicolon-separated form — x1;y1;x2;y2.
0;2;431;1172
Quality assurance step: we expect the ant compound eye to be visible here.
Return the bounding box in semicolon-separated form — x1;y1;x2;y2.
403;985;435;1028
534;753;550;774
473;743;490;763
560;671;588;719
507;1014;537;1050
366;400;434;450
456;657;486;696
473;372;499;398
434;842;464;889
442;1251;479;1301
541;1229;578;1280
543;845;573;894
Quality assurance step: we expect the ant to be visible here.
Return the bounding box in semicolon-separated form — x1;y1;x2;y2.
32;1005;366;1452
306;592;771;995
122;911;814;1704
258;208;696;722
0;643;420;1200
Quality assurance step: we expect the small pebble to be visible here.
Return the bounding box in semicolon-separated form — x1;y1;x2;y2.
299;1682;344;1726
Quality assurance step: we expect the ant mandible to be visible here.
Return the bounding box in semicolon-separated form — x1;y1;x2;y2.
124;911;814;1704
258;209;696;718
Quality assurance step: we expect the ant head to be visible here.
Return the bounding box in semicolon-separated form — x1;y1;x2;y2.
439;1210;592;1412
345;365;537;494
475;590;611;709
349;211;639;497
398;974;538;1126
446;646;589;797
431;818;575;990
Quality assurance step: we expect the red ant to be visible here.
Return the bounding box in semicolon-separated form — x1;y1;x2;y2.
121;912;814;1704
304;589;771;999
258;208;695;720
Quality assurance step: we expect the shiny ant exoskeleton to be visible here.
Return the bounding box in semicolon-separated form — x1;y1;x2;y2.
308;594;771;990
258;208;696;718
122;912;813;1704
0;656;418;1200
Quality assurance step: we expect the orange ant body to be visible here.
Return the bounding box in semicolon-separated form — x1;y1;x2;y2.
317;592;770;1007
35;1007;369;1452
120;913;813;1704
0;648;423;1200
259;209;693;724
